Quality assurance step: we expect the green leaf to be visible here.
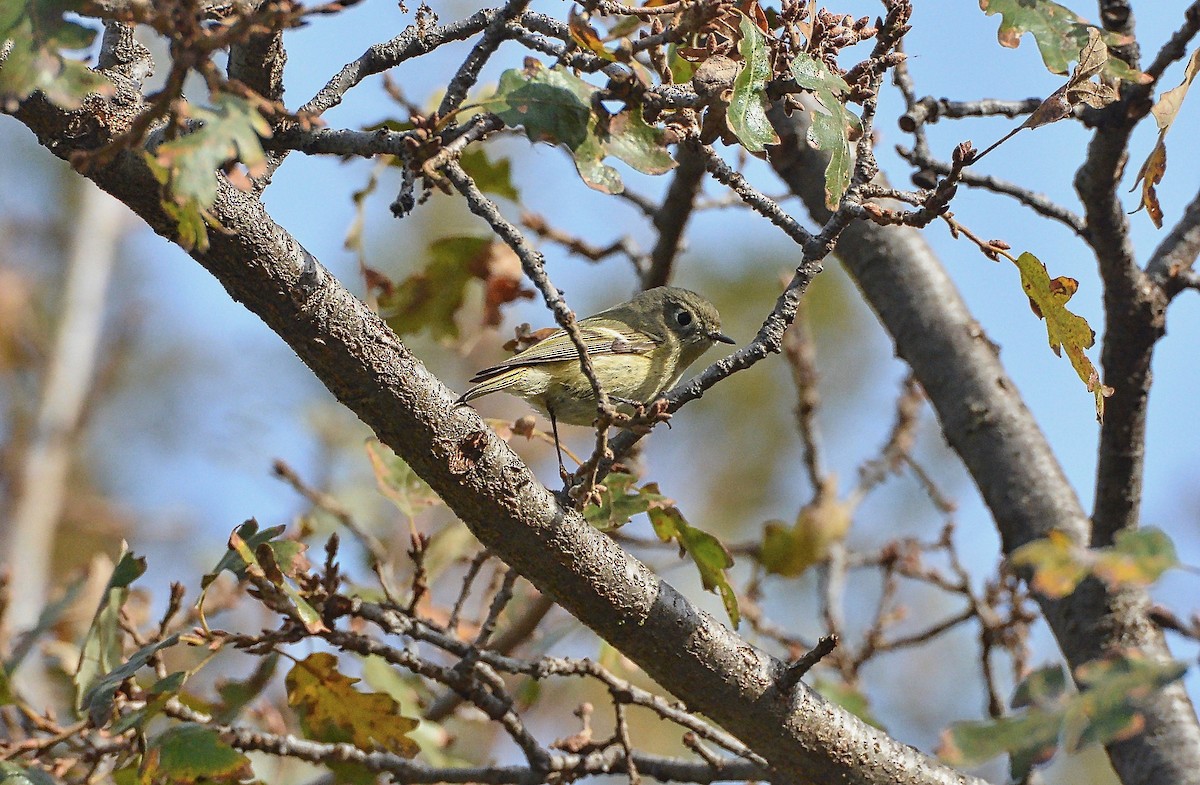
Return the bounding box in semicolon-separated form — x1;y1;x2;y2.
1092;527;1178;589
646;503;739;627
378;235;491;339
789;52;861;209
228;529;324;633
212;653;279;724
480;61;674;193
459;148;520;202
1012;526;1180;598
150;94;273;249
109;670;187;733
0;3;112;110
74;547;148;714
143;724;254;784
199;519;287;592
78;635;181;726
759;483;851;577
727;15;779;153
1067;652;1189;751
1010;529;1089;597
940;710;1062;780
978;0;1147;83
1012;664;1069;709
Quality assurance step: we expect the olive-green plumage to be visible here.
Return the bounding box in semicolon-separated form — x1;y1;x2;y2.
457;286;734;426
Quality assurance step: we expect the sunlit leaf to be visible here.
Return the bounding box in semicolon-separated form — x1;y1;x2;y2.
150;94;272;250
228;530;324;632
940;710;1062;781
727;15;779;153
941;652;1185;779
199;519;288;592
568;7;617;62
1012;252;1110;420
583;473;668;531
286;653;420;757
1012;526;1180;599
365;438;443;521
1067;652;1188;750
1010;529;1088;597
1021;27;1119;130
759;480;851;577
1091;528;1178;590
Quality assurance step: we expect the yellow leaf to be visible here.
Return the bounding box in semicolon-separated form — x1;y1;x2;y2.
1013;252;1112;420
760;478;851;577
1010;530;1088;598
286;653;420;757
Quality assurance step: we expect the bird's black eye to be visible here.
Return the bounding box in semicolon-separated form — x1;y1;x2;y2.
675;309;693;327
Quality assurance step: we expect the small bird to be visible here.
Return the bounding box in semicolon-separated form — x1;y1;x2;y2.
458;286;734;469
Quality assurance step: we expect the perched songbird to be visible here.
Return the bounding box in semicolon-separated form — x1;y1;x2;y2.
458;286;735;466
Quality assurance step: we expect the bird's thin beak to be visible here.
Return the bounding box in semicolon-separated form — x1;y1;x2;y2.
711;331;736;345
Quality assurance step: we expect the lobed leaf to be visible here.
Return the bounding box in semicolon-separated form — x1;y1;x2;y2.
789;53;861;208
286;653;420;757
1011;526;1179;598
0;2;112;110
376;235;532;339
1012;252;1111;420
978;0;1148;83
727;15;779;153
940;651;1187;780
480;62;674;193
150;95;273;250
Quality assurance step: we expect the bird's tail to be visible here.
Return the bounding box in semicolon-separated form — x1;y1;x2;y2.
456;368;520;405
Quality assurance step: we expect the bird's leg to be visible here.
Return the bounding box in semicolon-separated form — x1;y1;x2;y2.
550;410;570;483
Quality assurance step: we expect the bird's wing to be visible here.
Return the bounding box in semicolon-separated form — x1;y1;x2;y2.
468;324;661;383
